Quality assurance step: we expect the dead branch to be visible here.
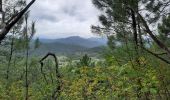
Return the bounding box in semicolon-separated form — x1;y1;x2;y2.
39;52;61;100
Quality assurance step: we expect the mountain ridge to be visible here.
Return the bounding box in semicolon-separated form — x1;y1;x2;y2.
39;36;107;48
32;36;107;55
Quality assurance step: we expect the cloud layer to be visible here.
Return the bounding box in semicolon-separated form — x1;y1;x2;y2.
29;0;100;39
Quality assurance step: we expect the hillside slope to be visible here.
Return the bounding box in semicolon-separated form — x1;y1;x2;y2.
32;36;107;56
39;36;107;48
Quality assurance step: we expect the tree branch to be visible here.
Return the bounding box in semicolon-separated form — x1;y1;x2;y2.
0;0;36;42
126;6;170;57
137;11;170;56
39;52;61;99
140;46;170;64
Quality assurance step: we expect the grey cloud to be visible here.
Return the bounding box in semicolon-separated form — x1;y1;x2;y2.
32;14;59;22
30;0;100;39
62;5;77;16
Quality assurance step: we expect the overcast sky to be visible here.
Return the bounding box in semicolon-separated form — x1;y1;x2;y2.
29;0;100;39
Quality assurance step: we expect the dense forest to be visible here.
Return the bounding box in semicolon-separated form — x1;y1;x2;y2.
0;0;170;99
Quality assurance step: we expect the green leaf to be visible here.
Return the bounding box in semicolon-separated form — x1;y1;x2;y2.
150;88;157;94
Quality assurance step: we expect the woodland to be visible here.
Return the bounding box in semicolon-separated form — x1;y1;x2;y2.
0;0;170;100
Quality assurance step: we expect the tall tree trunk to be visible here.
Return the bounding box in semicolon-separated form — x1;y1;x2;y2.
0;0;5;26
137;23;143;47
25;17;29;100
0;0;2;11
6;29;15;80
25;43;29;100
131;9;138;46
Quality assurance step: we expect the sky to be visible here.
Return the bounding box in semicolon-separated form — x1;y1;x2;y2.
29;0;101;39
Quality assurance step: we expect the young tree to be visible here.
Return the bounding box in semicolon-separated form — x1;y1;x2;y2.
23;11;36;100
77;54;94;67
6;5;25;81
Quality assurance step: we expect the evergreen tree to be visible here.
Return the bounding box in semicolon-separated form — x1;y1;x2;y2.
158;15;170;46
78;54;94;67
92;0;170;63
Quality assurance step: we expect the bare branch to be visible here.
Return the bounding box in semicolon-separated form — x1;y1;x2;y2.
39;52;61;99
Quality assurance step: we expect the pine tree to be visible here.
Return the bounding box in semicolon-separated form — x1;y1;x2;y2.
78;54;94;67
92;0;170;64
158;15;170;46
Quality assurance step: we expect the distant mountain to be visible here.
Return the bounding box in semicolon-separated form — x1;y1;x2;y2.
38;39;55;43
39;36;107;48
32;42;87;55
87;37;107;45
32;36;107;56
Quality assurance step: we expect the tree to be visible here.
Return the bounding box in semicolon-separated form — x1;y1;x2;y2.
92;0;170;64
6;2;26;81
23;11;36;100
34;38;40;49
158;15;170;46
0;0;36;42
78;54;94;67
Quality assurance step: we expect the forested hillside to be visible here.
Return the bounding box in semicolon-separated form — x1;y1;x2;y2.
31;36;107;55
40;36;107;48
0;0;170;100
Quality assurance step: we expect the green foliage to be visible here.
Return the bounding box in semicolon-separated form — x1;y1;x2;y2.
60;61;161;99
0;52;169;99
0;0;170;99
34;38;40;49
77;54;95;67
158;15;170;46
